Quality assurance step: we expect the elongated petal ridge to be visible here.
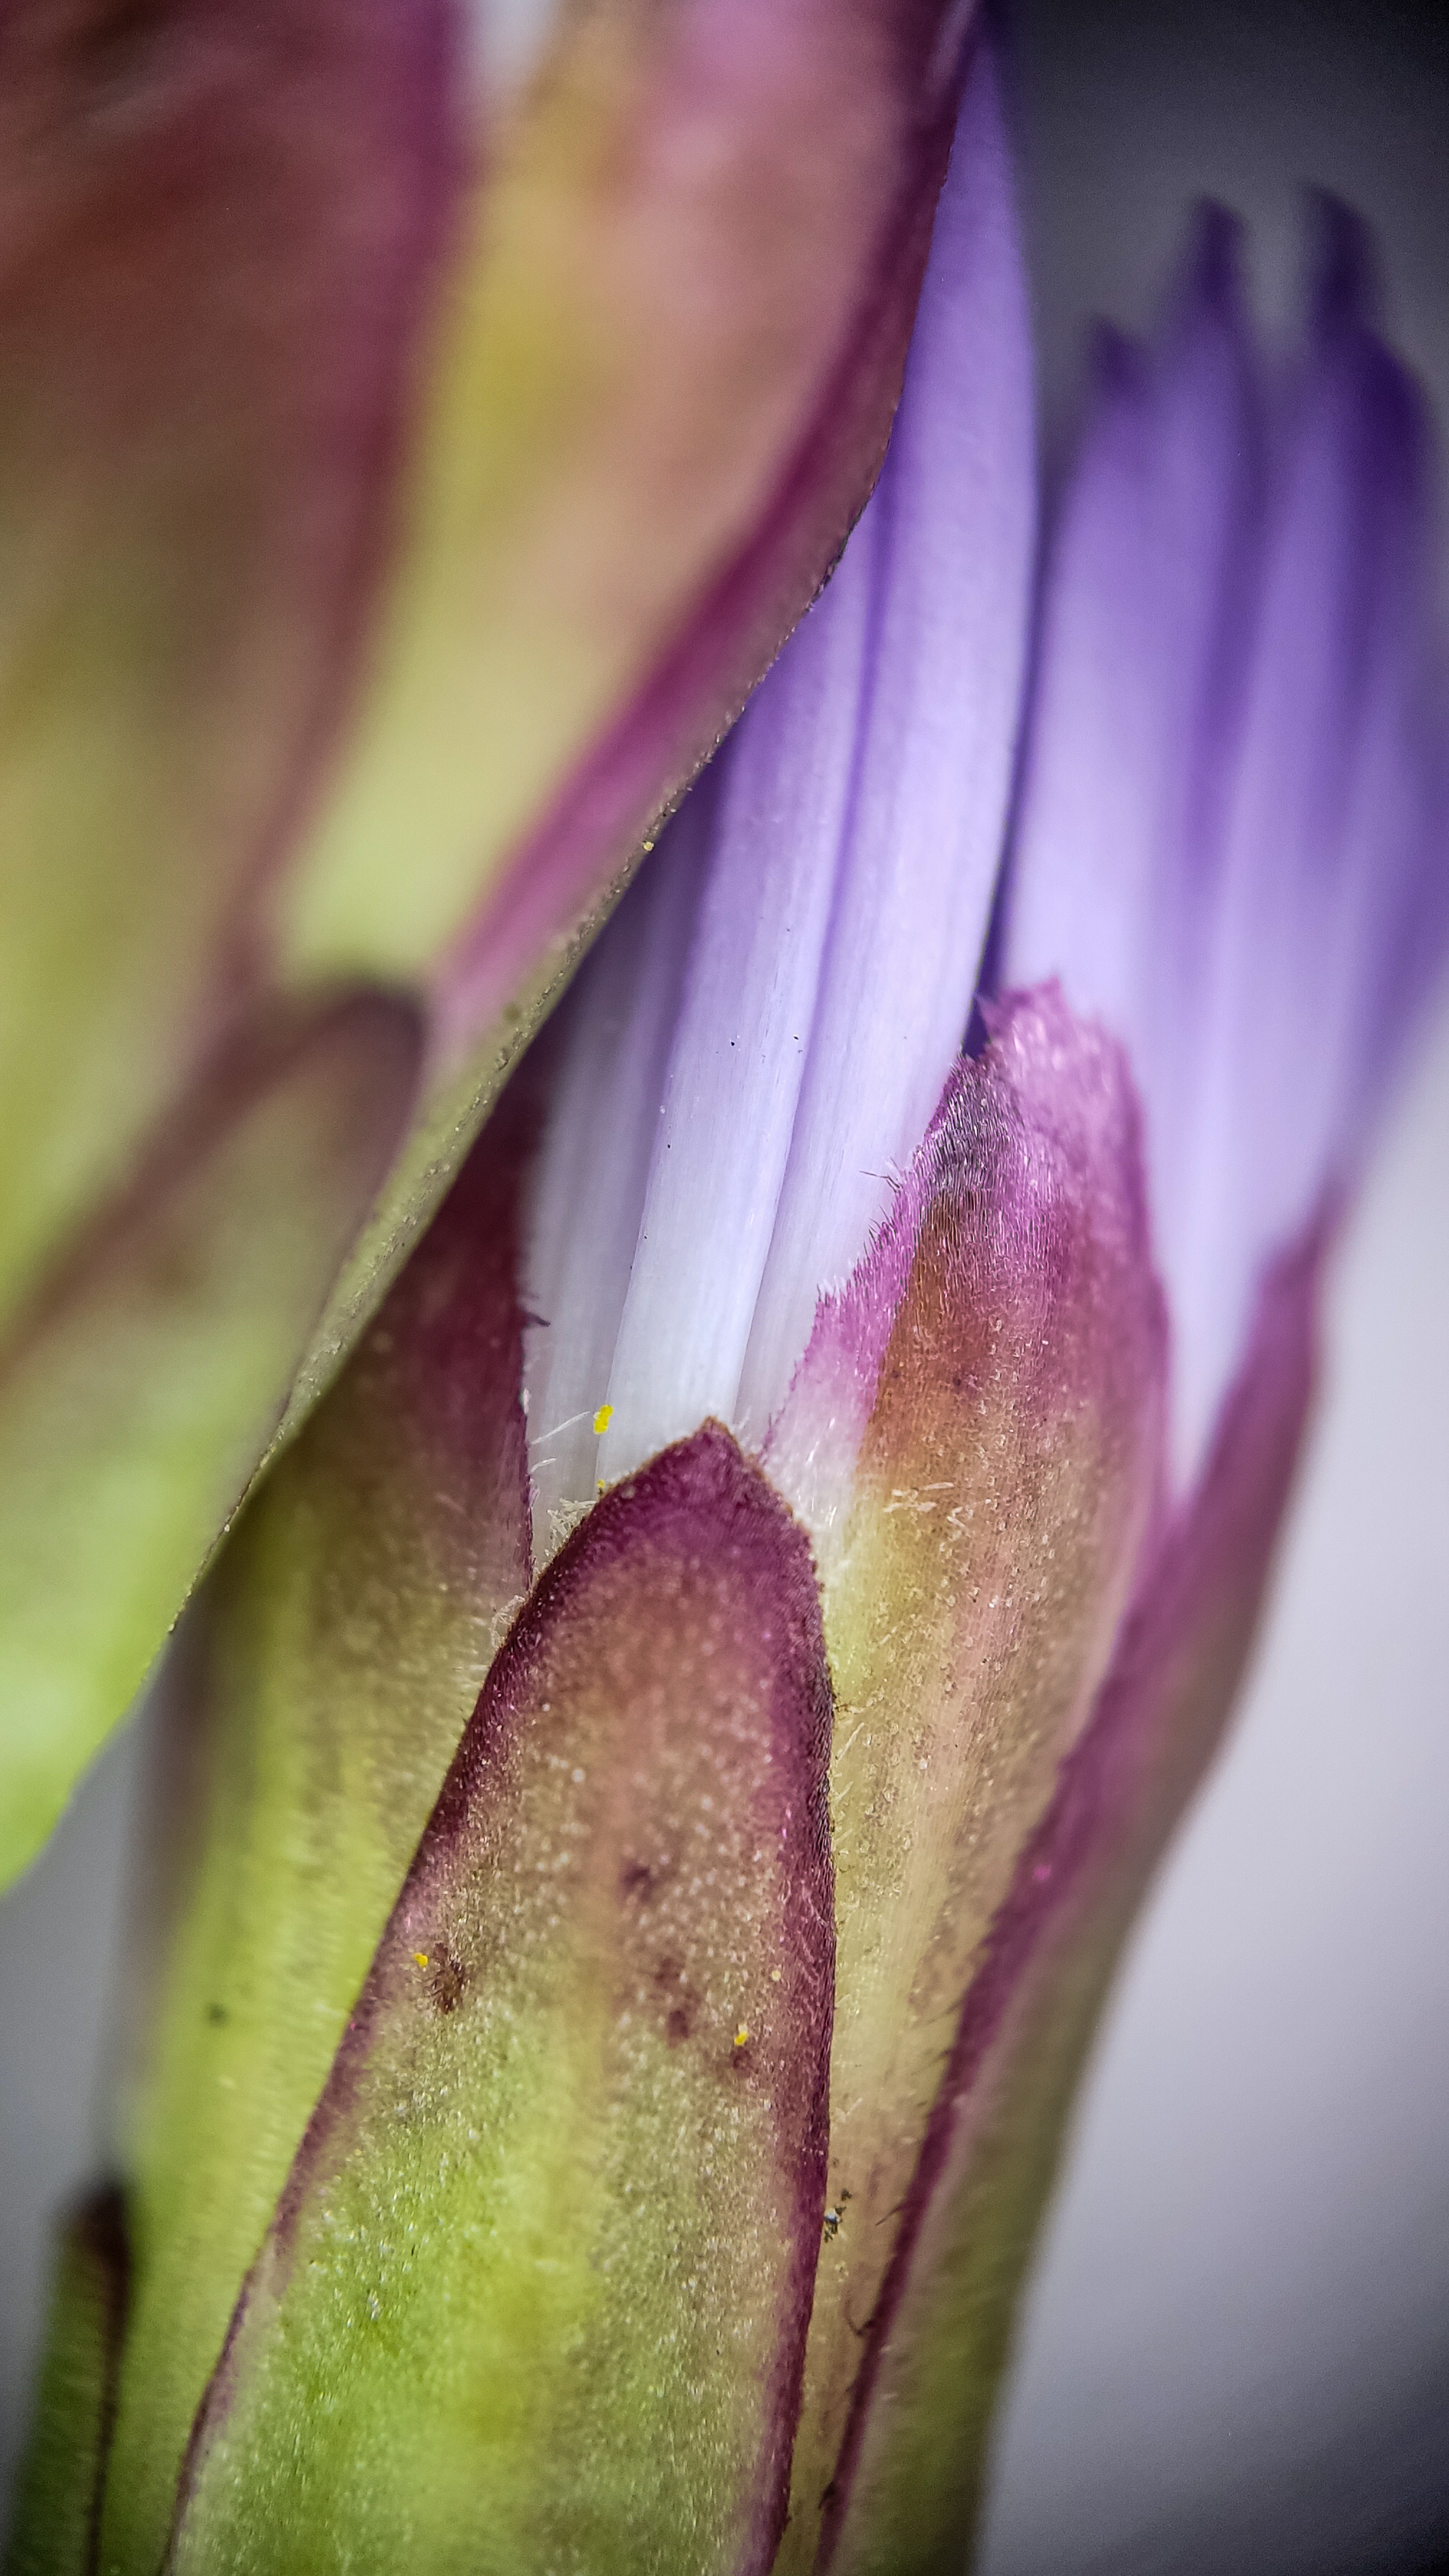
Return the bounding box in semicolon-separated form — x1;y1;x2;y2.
167;1425;834;2576
1007;198;1448;1487
0;0;980;1890
522;44;1036;1520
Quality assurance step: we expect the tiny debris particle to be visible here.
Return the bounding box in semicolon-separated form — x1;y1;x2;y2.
733;2025;750;2048
592;1401;615;1436
769;1967;782;1984
412;1951;429;1969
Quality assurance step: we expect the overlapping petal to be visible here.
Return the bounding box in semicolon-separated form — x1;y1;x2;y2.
522;47;1035;1516
0;0;977;1887
1006;200;1448;1483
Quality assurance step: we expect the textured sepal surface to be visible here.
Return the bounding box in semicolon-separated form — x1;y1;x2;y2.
98;1079;537;2572
168;1426;834;2576
824;1230;1322;2572
770;987;1167;2565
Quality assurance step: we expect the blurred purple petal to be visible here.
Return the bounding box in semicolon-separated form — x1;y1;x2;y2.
1006;199;1447;1487
1006;207;1262;1170
740;49;1036;1433
1173;206;1447;1476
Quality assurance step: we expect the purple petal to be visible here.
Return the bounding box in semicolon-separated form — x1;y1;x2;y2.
1004;206;1264;1366
1171;208;1447;1477
521;794;714;1546
739;48;1036;1434
521;45;1037;1503
597;521;879;1475
1005;200;1448;1491
284;0;984;1437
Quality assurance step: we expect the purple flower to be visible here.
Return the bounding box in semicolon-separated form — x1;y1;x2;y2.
12;39;1446;2576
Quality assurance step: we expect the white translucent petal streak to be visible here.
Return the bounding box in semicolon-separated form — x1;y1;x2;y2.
1170;288;1433;1487
1005;211;1262;1285
595;520;878;1482
1004;338;1160;1043
522;795;712;1554
737;48;1036;1439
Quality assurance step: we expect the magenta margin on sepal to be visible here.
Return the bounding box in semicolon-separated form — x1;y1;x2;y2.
167;1424;835;2576
820;1213;1327;2572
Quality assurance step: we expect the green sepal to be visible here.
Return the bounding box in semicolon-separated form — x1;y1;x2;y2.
98;1088;537;2573
167;1427;833;2576
0;994;419;1892
5;2189;128;2576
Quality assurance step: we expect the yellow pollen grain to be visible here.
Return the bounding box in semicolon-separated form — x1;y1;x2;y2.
592;1402;614;1436
733;2025;750;2048
412;1951;429;1969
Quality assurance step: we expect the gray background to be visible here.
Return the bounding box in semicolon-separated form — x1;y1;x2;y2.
2;3;1447;2565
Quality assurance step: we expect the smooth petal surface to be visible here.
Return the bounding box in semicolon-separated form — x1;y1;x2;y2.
96;1083;537;2572
167;1427;833;2576
6;2190;128;2576
0;994;420;1890
1170;212;1447;1477
1005;208;1262;1271
739;51;1035;1430
523;793;717;1546
822;1226;1323;2575
522;45;1036;1510
1006;202;1448;1487
766;988;1166;2569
